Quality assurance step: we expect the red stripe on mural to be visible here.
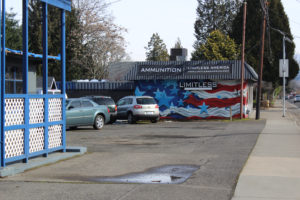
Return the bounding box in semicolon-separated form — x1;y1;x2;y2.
205;82;247;93
184;95;247;108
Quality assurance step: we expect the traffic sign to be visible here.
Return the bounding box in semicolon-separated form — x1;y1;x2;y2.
279;59;289;77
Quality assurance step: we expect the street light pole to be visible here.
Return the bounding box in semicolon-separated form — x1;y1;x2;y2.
282;35;292;117
271;27;292;117
283;35;286;117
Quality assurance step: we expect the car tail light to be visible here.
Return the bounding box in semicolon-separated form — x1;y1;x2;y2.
115;105;117;111
134;105;143;109
155;104;159;108
107;107;110;113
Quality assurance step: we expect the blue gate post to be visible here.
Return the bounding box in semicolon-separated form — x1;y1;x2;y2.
61;9;66;152
0;0;3;167
1;0;6;167
22;0;29;163
42;2;49;157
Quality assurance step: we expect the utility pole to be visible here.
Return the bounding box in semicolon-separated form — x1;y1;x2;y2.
256;1;267;120
240;1;247;119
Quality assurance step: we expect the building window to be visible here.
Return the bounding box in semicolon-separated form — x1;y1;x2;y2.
6;66;23;94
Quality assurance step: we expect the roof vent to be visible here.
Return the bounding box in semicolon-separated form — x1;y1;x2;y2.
170;48;188;61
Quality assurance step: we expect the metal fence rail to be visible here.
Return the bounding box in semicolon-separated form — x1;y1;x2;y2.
57;81;134;91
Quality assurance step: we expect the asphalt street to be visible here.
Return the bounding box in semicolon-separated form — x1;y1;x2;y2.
0;119;265;200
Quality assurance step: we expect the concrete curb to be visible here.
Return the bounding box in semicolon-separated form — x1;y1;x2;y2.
0;146;87;177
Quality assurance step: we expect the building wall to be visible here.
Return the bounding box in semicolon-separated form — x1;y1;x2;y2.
6;56;38;94
135;80;252;119
28;65;37;94
67;89;134;102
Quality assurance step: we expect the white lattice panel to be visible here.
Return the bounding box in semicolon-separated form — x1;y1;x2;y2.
5;129;25;158
48;125;62;149
29;98;44;124
5;98;24;126
29;127;45;153
48;98;62;122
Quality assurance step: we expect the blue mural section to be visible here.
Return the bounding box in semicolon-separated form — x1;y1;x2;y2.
134;80;199;119
134;80;246;120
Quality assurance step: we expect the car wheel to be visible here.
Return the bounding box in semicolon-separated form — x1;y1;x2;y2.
151;119;158;123
94;115;104;130
127;113;136;124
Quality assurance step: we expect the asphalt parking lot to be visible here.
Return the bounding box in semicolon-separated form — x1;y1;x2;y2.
0;119;266;200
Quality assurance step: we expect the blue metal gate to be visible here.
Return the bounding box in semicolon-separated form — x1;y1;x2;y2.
0;0;70;167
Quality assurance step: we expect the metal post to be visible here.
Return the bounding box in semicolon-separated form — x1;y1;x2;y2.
22;0;28;94
282;35;286;117
0;0;4;167
22;0;29;163
270;28;292;117
240;2;247;119
42;2;49;156
256;5;267;120
61;9;66;152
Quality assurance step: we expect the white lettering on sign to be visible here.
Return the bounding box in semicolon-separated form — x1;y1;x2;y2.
179;81;217;90
139;66;182;74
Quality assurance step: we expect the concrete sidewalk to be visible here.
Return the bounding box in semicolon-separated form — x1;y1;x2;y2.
232;100;300;200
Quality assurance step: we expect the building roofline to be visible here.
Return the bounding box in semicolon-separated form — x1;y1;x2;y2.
124;60;258;81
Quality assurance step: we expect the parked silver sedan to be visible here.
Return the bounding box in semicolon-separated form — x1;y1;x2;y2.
66;98;110;130
116;96;160;124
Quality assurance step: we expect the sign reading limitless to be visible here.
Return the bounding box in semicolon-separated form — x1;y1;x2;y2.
137;64;232;76
40;0;71;11
179;80;218;90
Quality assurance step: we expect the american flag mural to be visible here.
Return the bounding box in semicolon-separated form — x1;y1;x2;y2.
135;80;250;119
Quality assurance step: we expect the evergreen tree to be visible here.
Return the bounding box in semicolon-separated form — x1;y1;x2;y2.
5;10;22;50
65;6;87;80
28;0;86;80
192;30;239;60
230;0;299;86
28;0;42;54
174;38;183;48
145;33;169;61
194;0;242;48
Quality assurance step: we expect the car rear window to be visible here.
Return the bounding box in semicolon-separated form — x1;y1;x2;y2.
136;98;156;105
93;98;115;105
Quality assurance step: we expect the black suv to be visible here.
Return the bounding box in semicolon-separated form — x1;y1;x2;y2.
84;96;117;123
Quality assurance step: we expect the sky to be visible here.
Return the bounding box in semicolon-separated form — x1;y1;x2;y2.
5;0;300;62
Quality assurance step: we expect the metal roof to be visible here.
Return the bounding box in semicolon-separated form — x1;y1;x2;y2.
124;60;258;81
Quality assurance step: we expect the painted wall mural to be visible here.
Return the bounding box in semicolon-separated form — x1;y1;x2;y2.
135;80;249;119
